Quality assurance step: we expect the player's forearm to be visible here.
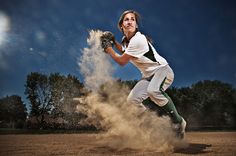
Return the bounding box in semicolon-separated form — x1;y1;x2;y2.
114;41;124;54
106;47;126;66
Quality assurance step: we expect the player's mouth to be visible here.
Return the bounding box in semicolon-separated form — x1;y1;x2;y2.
125;25;134;29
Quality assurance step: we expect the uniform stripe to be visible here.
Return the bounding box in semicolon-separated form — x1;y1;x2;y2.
160;77;167;93
144;44;157;62
160;77;170;100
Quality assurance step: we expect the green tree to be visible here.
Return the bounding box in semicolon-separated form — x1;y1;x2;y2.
49;73;86;128
49;73;66;119
25;72;52;129
0;95;27;128
119;79;236;130
191;80;236;128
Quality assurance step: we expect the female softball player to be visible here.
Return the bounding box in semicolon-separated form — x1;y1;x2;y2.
101;10;186;139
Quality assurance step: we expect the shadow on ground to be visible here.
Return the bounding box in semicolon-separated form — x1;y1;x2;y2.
174;143;212;155
85;143;212;155
87;146;139;155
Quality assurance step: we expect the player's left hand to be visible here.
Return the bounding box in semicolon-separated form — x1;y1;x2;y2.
100;31;115;52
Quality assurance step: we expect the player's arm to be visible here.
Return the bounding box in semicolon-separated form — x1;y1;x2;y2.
100;31;124;54
105;47;132;66
114;41;124;54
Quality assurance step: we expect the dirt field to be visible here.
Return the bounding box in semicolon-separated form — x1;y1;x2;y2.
0;132;235;156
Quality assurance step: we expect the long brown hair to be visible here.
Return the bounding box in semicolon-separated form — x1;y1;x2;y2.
118;10;152;44
118;10;141;33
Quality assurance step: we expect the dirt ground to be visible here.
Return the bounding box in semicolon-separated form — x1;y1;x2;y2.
0;132;235;156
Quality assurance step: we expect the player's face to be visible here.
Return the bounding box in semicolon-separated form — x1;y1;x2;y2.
122;13;137;35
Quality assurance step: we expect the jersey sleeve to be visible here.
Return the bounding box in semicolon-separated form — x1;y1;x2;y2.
124;34;149;58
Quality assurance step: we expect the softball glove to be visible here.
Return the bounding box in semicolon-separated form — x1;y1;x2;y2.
100;31;115;52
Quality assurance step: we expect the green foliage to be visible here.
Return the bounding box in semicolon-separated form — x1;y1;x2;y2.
122;79;236;130
49;73;84;115
3;71;235;131
117;79;138;89
190;80;236;128
24;72;52;129
0;95;27;128
24;72;87;129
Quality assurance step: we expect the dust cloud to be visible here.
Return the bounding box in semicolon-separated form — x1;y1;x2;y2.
77;30;187;152
78;30;113;91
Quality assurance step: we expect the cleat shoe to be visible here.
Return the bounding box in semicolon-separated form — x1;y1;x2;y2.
173;118;186;139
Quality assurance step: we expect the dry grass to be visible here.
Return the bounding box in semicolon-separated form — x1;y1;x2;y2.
0;132;235;156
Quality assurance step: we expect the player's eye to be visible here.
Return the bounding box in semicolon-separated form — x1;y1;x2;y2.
131;17;135;21
124;18;129;21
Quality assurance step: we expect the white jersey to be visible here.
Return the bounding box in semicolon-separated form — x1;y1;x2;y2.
123;32;168;78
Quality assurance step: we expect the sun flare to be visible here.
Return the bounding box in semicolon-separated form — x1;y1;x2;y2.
0;11;10;46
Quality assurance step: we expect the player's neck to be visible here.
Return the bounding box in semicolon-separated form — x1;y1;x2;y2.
124;31;136;40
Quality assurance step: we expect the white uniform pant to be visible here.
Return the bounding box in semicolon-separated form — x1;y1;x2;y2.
127;65;174;111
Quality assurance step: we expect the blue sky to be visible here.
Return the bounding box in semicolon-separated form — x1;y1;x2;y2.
0;0;236;105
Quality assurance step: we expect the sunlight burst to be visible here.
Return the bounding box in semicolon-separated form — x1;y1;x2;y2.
0;11;10;47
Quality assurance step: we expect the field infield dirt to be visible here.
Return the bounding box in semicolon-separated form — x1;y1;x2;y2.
0;132;235;156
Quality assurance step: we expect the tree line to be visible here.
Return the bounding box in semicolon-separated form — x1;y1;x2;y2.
0;72;235;130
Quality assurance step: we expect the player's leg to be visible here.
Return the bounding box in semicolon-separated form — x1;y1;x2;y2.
127;79;149;114
147;65;182;123
147;65;186;138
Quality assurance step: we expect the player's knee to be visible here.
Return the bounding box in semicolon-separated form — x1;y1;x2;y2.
147;88;168;106
149;96;168;107
147;88;160;98
127;94;136;104
127;94;142;104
